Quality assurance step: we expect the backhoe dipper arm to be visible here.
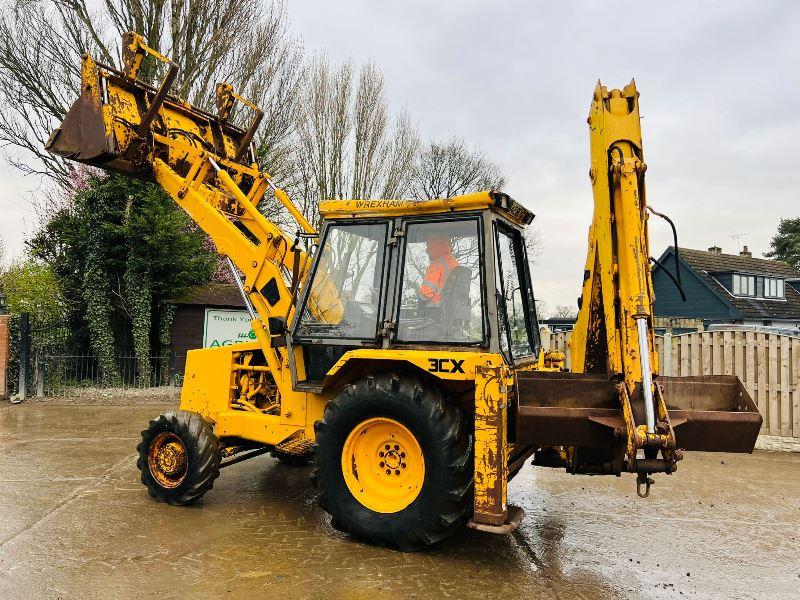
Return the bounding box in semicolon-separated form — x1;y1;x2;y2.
569;81;677;491
46;33;314;392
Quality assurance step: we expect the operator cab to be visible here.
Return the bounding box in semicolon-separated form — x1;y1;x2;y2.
288;191;541;388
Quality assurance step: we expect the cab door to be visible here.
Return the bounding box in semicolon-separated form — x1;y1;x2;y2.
290;219;392;385
493;219;541;363
390;214;488;348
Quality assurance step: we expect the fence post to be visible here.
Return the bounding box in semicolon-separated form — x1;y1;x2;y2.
168;352;176;388
565;332;572;371
539;326;551;351
663;332;672;377
0;314;9;399
17;313;30;400
36;355;45;398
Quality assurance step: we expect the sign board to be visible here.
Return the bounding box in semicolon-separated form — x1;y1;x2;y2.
203;308;255;348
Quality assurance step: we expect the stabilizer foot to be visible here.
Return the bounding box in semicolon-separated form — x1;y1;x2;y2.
467;505;524;534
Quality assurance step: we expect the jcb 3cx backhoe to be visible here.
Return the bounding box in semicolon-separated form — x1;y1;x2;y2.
47;33;762;551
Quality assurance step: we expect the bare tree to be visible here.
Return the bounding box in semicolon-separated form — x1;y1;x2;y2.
285;55;419;227
0;0;302;185
525;227;542;265
408;138;505;200
551;304;578;319
534;299;549;322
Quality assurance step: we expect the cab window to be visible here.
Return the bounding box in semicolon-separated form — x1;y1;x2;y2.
295;222;387;340
395;218;484;344
495;224;538;360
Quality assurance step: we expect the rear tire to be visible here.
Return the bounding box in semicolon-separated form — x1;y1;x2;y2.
313;373;473;551
137;410;221;505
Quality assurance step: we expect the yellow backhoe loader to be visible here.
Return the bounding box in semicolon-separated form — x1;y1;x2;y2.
47;33;762;551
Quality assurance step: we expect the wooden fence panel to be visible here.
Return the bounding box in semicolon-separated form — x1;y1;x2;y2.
745;330;755;400
655;336;664;373
670;335;679;377
712;332;723;374
540;327;799;438
769;335;779;434
781;336;790;437
734;332;745;383
723;331;733;375
701;333;710;375
680;335;689;376
757;333;767;431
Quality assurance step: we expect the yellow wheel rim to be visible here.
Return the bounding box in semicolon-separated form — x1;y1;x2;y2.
148;432;188;489
341;417;425;513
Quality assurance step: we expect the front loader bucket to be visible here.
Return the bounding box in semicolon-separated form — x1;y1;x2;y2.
46;35;259;179
515;372;762;454
45;55;117;164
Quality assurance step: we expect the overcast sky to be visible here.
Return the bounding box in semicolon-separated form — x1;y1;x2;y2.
1;0;798;310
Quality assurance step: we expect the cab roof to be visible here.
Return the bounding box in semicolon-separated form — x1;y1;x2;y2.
318;190;535;227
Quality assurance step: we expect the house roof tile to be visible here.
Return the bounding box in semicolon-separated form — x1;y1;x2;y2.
666;247;800;320
169;284;245;308
677;247;800;277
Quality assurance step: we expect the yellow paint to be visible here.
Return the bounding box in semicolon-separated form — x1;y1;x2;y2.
50;32;696;535
571;81;659;389
48;33;526;528
180;344;238;418
319;191;534;226
341;417;425;513
473;356;512;526
568;81;674;464
325;348;487;381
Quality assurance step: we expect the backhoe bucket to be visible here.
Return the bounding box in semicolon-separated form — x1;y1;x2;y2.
515;372;762;454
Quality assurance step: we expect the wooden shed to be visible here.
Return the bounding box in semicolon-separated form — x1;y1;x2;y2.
169;284;246;376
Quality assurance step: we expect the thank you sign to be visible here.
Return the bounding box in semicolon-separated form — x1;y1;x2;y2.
203;309;255;347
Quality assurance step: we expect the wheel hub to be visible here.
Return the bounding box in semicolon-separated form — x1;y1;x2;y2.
148;432;188;489
341;417;425;513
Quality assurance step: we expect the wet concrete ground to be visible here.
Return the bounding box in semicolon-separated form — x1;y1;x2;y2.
0;402;798;600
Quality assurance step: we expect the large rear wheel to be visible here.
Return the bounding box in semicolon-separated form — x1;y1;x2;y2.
313;373;473;551
137;411;221;505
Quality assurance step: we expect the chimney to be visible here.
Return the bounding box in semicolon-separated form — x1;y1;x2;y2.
708;245;722;254
740;246;752;257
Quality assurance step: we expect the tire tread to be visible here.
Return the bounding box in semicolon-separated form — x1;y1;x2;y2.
313;372;473;551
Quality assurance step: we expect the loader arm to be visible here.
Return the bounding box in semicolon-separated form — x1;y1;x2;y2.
46;32;324;397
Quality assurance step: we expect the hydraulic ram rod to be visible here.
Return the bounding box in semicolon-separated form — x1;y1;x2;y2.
636;317;656;434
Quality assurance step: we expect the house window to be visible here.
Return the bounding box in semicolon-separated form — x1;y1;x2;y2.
733;274;755;296
764;277;784;299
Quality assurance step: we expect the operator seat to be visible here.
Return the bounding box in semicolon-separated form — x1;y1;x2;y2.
439;266;472;340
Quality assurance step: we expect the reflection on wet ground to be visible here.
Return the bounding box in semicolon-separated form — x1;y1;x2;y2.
1;402;798;599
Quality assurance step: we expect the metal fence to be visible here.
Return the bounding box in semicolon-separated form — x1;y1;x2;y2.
542;328;800;439
4;312;187;399
35;354;181;396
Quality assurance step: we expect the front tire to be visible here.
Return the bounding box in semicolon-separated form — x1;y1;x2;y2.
313;373;473;551
137;410;221;505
